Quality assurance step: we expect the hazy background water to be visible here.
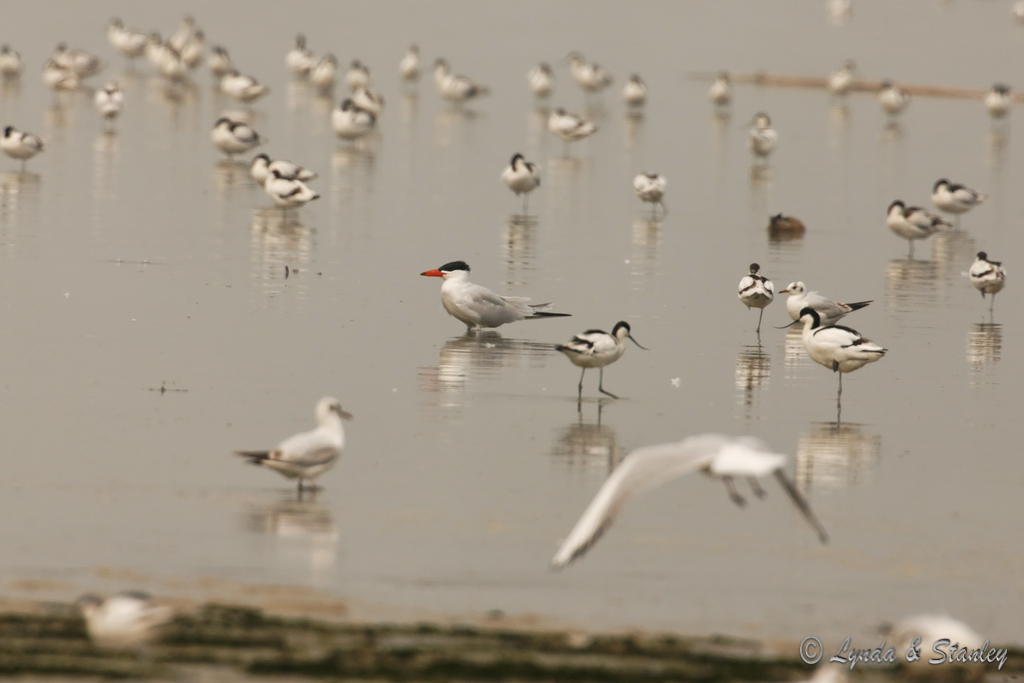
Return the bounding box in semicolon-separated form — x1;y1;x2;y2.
1;0;1021;646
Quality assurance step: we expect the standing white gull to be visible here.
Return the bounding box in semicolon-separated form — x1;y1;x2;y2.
779;282;871;326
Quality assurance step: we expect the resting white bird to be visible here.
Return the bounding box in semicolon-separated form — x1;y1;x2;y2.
737;263;774;333
556;321;647;400
567;51;612;92
419;260;570;331
1;125;44;169
795;307;886;399
551;434;829;568
235;396;351;492
501;153;540;211
108;19;148;60
827;59;856;95
399;44;420;81
0;45;22;77
309;54;338;92
345;60;371;90
352;85;384;114
748;112;777;158
886;200;950;255
709;72;731;105
878;80;909;115
52;43;101;78
250;153;316;185
220;70;269;102
931;178;987;217
969;251;1006;309
42;59;79;90
332;98;376;140
633;173;666;214
207;45;233;78
548;108;597;143
622;74;647;107
263;170;320;209
286;34;315;77
779;282;871;326
528;62;553;97
77;592;174;649
433;59;489;102
94;82;123;121
985;84;1011;118
210;117;263;157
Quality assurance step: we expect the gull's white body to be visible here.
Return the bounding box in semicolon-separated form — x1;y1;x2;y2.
622;75;646;106
94;83;124;119
781;282;871;325
633;173;666;204
79;592;174;649
528;64;553;97
548;109;597;141
969;254;1006;297
332;99;376;140
1;126;44;161
211;118;262;156
552;434;823;568
801;316;886;374
221;72;268;102
250;155;316;185
399;46;420;81
264;174;320;208
932;180;987;215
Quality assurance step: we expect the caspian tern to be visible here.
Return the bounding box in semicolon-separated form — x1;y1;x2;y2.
235;396;351;492
551;433;828;568
555;321;647;400
420;260;570;331
737;263;774;333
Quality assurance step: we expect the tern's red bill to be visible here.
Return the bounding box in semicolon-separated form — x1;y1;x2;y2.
420;268;443;277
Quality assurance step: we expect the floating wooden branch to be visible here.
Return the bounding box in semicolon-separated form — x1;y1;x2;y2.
689;72;1019;101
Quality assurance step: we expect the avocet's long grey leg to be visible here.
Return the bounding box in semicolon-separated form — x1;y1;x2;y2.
597;368;619;399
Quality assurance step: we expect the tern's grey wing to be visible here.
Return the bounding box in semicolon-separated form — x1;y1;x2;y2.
551;434;735;569
277;429;341;466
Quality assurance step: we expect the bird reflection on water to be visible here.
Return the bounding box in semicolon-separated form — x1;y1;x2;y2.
249;209;314;296
735;343;771;413
245;491;339;573
796;421;881;492
550;401;621;474
885;257;939;314
966;322;1002;380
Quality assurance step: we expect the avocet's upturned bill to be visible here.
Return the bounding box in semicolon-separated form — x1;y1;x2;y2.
969;251;1006;307
211;117;263;157
709;72;731;105
932;179;987;216
548;108;597;142
528;63;553;98
250;154;316;185
77;592;174;649
985;84;1011;118
556;321;647;400
886;200;950;252
827;59;856;95
433;59;489;102
399;44;420;81
551;434;829;569
797;307;886;396
235;396;351;493
633;173;666;214
622;74;647;107
748;112;777;158
738;263;774;332
286;34;315;77
502;153;540;211
780;282;872;326
420;260;570;331
332;98;376;140
878;80;910;115
263;170;319;208
1;125;43;168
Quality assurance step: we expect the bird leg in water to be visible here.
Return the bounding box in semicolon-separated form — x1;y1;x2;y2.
773;470;830;544
597;368;619;399
748;477;766;499
577;368;586;400
723;476;746;506
756;308;765;333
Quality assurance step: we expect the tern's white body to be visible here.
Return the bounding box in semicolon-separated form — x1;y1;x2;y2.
434;60;488;102
399;45;420;81
800;314;886;374
633;173;666;204
969;253;1006;298
528;63;553;97
568;53;612;92
442;271;541;328
985;87;1011;118
1;126;44;161
221;72;268;102
264;173;320;208
748;113;777;157
211;118;262;156
932;180;987;215
548;109;597;142
709;74;731;105
250;155;316;185
332;99;376;140
622;75;647;106
79;592;174;649
551;434;827;568
94;83;124;120
781;282;871;325
310;55;338;91
286;35;315;76
878;83;909;114
502;154;540;196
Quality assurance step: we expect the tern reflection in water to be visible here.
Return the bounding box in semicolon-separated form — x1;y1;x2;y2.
966;322;1002;379
550;401;621;474
246;492;339;573
735;343;770;413
796;422;880;492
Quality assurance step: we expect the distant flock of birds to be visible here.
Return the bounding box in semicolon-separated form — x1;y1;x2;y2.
0;11;1012;652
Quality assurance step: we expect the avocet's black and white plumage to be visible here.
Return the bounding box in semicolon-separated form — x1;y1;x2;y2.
221;70;269;102
738;263;774;332
345;60;371;90
179;31;204;70
548;108;597;142
399;44;420;81
207;45;233;78
985;84;1011;118
797;307;886;397
886;200;950;253
52;43;101;78
1;126;44;168
77;592;174;649
211;117;263;157
42;59;79;91
931;179;987;217
551;434;829;569
878;80;910;115
969;251;1006;307
235;396;351;493
709;71;731;105
332;98;376;140
94;82;123;121
286;34;315;77
567;52;612;93
309;54;338;92
622;74;647;107
780;282;872;326
555;321;647;400
0;45;23;77
748;112;777;158
420;261;570;331
352;85;384;114
501;153;540;211
250;153;316;185
633;173;666;214
263;169;319;208
827;59;856;95
433;59;489;102
107;19;148;60
528;62;553;97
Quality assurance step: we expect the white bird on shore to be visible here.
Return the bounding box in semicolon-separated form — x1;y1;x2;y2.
886;200;950;254
738;263;774;333
419;260;570;331
433;59;489;102
556;321;647;400
827;59;856;95
207;45;234;78
548;108;597;143
94;82;124;122
263;170;320;208
502;153;540;211
42;59;79;90
52;43;101;78
346;60;371;90
969;251;1006;308
748;112;777;158
211;117;263;157
179;32;204;70
779;282;872;326
286;34;315;77
399;44;420;81
931;179;987;217
551;434;829;568
352;85;384;114
529;62;553;97
235;396;351;492
633;173;666;214
250;153;316;185
107;19;148;60
168;15;197;52
0;45;22;78
709;72;731;105
221;71;269;102
332;98;376;140
622;74;647;107
796;307;886;398
878;80;910;115
1;126;44;169
77;592;174;649
567;51;612;93
309;54;338;92
985;83;1011;118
